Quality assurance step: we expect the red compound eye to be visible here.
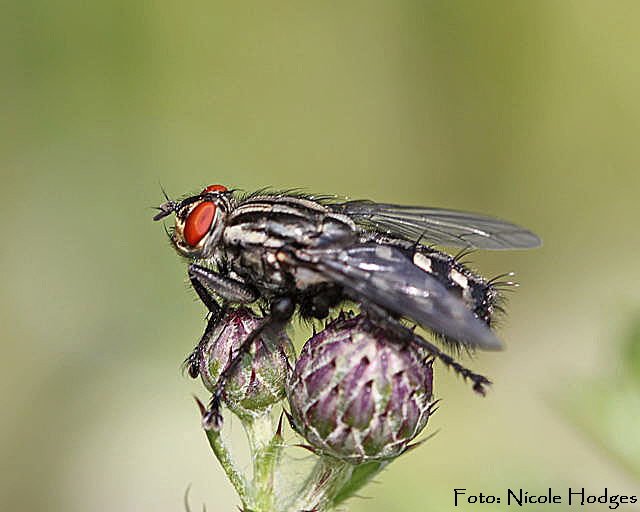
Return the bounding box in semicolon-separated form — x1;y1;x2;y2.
201;184;228;194
184;201;216;246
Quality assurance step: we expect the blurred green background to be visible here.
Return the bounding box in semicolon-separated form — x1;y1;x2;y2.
2;1;640;510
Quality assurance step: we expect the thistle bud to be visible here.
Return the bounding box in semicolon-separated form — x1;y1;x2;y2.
200;307;295;419
287;314;435;463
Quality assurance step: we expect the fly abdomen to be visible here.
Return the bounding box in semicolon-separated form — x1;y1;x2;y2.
369;235;499;327
412;248;498;326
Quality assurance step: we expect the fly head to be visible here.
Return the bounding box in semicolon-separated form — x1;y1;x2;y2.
153;184;233;259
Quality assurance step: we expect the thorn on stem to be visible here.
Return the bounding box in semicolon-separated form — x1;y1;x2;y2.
193;395;207;417
294;443;320;455
276;411;284;438
282;408;297;432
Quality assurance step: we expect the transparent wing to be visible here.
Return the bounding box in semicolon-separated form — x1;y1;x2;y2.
296;243;502;350
334;200;541;250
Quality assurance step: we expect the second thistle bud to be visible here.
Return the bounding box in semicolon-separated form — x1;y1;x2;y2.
200;307;295;419
287;314;436;463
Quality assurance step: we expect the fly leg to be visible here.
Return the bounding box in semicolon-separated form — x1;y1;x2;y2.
183;305;224;379
202;296;295;430
189;264;259;306
360;300;491;395
185;264;259;378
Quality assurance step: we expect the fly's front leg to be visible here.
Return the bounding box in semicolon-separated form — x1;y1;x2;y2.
202;297;295;430
189;264;259;305
185;264;259;378
184;309;224;378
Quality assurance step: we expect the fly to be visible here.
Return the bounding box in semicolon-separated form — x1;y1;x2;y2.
154;185;541;428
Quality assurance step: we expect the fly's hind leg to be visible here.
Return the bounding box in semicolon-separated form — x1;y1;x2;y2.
360;299;492;395
184;264;259;378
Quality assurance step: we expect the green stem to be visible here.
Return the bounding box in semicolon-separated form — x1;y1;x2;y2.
287;455;354;512
204;427;250;505
242;411;282;511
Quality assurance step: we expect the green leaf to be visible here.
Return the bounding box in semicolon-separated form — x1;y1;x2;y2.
333;460;388;506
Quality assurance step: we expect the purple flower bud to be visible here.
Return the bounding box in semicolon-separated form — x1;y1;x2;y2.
287;314;435;462
200;307;295;418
